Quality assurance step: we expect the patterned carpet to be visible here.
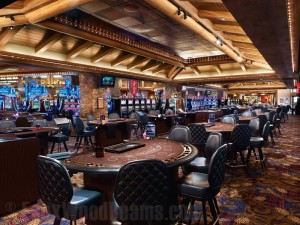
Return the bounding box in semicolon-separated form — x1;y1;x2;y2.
0;115;299;225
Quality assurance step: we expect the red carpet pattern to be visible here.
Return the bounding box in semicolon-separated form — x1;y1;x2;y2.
0;115;299;225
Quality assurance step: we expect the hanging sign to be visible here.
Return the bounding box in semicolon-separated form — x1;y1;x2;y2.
129;80;139;98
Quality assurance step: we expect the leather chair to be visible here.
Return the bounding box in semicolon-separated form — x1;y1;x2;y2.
135;111;149;134
271;113;281;136
249;118;260;137
177;144;228;225
247;121;270;170
48;118;72;153
256;114;268;136
184;132;223;174
86;114;97;122
73;117;97;152
220;115;237;124
187;123;207;153
31;119;48;127
113;159;172;224
148;109;157;115
15;116;29;127
36;156;102;225
242;111;257;117
0;120;15;128
228;124;252;170
168;125;191;143
129;112;139;138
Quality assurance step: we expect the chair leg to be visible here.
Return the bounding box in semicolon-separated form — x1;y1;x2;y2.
54;217;61;225
187;199;195;225
76;137;83;152
257;146;266;170
213;197;220;214
89;136;95;150
202;200;207;225
63;141;68;151
74;136;79;150
50;142;56;154
208;198;219;225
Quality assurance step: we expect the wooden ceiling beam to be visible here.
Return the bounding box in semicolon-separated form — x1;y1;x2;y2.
223;34;252;43
238;48;261;56
91;47;118;63
127;57;150;70
213;65;222;74
152;63;171;74
213;24;245;34
232;42;256;49
167;65;178;78
182;0;222;3
67;41;93;59
191;67;201;75
35;32;64;54
169;68;183;80
111;52;134;67
0;26;22;48
140;60;160;72
198;10;235;21
240;63;247;72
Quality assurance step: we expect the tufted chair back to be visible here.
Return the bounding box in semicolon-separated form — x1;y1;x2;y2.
15;116;29;127
36;156;73;216
86;114;97;122
249;118;260;137
148;110;157;115
205;132;223;160
0;120;15;128
73;117;85;134
221;115;237;124
268;111;277;123
231;124;251;152
113;159;170;223
169;125;191;143
187;123;207;146
208;144;228;195
262;121;270;142
257;114;268;136
31;119;48;127
242;111;257;117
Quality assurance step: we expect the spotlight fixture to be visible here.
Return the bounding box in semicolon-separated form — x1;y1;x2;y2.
177;7;182;15
184;12;188;19
10;16;15;22
9;26;14;30
215;37;223;46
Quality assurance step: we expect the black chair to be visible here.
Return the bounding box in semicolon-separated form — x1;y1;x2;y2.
227;124;252;170
73;117;97;152
249;118;260;137
135;111;149;134
247;121;270;170
184;132;223;174
48;118;72;153
168;125;191;143
271;113;281;136
220;115;237;124
36;156;102;225
113;159;172;225
177;144;228;225
187;123;207;153
256;114;268;136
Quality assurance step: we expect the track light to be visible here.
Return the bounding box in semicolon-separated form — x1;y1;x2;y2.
215;37;223;46
184;12;188;19
9;26;14;30
177;7;182;15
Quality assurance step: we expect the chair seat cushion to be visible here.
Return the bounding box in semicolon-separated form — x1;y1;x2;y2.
67;188;102;220
250;137;264;146
48;133;69;142
177;172;212;200
184;157;209;174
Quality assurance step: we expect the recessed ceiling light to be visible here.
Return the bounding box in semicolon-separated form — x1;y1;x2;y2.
124;4;139;13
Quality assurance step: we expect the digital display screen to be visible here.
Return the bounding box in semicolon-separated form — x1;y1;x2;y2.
100;76;115;87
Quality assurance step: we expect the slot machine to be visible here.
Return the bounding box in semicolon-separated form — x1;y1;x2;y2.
127;99;134;114
32;99;40;111
140;99;146;111
146;99;151;110
0;95;5;112
169;98;175;111
151;99;156;110
120;99;128;117
134;99;140;111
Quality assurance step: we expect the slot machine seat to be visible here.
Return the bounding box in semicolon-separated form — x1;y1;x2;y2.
15;116;29;127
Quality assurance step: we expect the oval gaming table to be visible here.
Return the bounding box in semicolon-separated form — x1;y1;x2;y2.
198;122;237;142
63;138;198;225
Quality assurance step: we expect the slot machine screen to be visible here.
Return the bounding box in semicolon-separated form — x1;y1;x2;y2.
32;100;40;109
146;99;151;104
121;99;127;105
141;99;145;104
44;100;49;109
128;99;133;105
135;99;140;105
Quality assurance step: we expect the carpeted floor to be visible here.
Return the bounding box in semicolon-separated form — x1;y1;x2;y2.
0;115;299;225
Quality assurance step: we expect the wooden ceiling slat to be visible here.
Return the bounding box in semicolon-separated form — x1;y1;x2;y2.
111;52;134;67
169;67;183;79
223;34;252;43
91;47;118;63
0;26;23;48
152;63;171;74
239;48;261;56
191;66;201;75
140;60;160;72
232;42;256;49
213;24;245;34
198;10;235;21
35;32;64;54
240;63;247;71
213;64;222;74
67;41;93;58
127;57;150;70
167;65;178;78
